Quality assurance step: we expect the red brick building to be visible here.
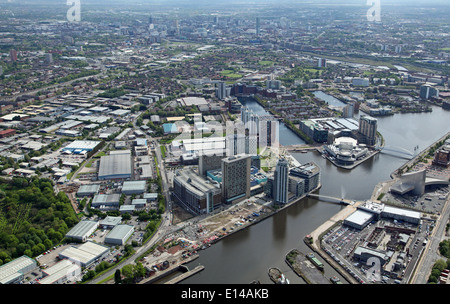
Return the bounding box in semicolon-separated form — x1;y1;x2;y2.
0;129;16;138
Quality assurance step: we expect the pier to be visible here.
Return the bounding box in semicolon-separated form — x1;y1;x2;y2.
164;265;205;284
285;249;330;284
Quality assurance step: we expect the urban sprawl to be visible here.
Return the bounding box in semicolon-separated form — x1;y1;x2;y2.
0;1;449;286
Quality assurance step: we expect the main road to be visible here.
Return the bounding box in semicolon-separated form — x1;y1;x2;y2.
409;194;450;284
88;136;175;284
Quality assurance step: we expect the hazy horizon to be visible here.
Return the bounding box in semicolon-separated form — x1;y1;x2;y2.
1;0;450;5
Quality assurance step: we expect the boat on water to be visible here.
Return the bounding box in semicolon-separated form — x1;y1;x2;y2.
277;274;290;284
330;276;343;284
268;267;290;284
306;253;324;271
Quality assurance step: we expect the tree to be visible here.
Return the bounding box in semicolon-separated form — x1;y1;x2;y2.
134;262;146;279
114;269;122;284
121;264;134;284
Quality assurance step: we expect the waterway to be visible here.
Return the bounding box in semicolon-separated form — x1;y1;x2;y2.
181;94;450;284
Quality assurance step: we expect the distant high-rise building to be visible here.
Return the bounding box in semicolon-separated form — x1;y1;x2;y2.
241;106;259;135
317;58;327;68
216;81;229;100
226;133;246;156
259;118;279;150
395;45;402;54
274;159;289;204
420;85;439;100
359;115;378;146
266;79;282;90
175;19;180;36
9;49;17;62
256;17;260;36
221;154;251;203
45;53;53;65
342;103;355;118
244;128;258;155
149;15;153;24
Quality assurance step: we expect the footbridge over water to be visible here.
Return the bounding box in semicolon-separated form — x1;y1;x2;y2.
306;194;355;206
378;146;417;160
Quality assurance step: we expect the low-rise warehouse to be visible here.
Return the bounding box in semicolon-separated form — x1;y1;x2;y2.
65;220;99;242
105;225;134;245
38;259;81;284
122;180;146;195
344;201;422;229
0;255;37;284
99;216;122;229
91;193;121;210
343;210;374;230
76;184;100;197
62;140;101;154
59;242;110;267
98;154;132;180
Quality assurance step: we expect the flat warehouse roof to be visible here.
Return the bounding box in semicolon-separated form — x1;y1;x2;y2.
383;206;421;219
106;224;134;241
38;260;80;285
345;210;374;226
59;242;109;266
98;154;132;178
0;255;36;284
77;184;100;194
122;180;146;191
65;220;98;238
63;140;101;151
59;247;96;265
78;241;110;257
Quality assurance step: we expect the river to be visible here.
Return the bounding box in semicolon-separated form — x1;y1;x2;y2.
180;94;450;284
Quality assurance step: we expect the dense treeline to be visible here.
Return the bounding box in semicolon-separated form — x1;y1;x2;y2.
0;177;79;265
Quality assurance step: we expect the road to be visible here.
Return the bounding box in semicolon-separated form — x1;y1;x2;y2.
409;194;450;284
88;137;175;284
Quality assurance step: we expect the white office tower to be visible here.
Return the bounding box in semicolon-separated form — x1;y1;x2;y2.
226;133;246;156
241;106;260;135
259;118;280;150
225;120;245;156
274;159;289;204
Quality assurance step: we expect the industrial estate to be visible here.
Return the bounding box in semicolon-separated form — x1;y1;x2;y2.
0;0;449;289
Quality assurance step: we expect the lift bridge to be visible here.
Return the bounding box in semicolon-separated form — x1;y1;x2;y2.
377;145;418;160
